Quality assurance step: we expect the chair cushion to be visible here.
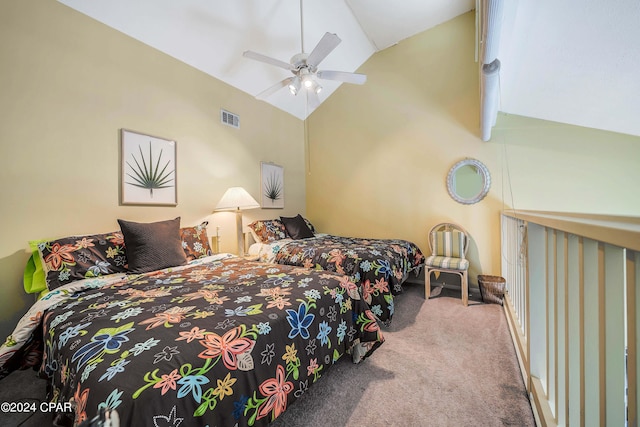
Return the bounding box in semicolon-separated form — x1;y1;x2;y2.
432;230;465;258
425;255;469;271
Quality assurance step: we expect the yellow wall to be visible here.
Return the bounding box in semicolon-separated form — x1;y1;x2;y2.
2;4;639;341
0;1;306;339
491;113;640;214
306;12;640;288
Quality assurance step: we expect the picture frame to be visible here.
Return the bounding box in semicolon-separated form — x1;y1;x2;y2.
260;162;284;209
120;129;177;206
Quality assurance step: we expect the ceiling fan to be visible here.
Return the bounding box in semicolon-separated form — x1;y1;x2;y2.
242;0;367;107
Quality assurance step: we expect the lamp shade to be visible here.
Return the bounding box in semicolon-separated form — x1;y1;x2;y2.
215;187;260;211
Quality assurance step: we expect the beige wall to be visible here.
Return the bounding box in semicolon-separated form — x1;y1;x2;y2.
0;1;306;339
306;12;640;288
2;4;639;342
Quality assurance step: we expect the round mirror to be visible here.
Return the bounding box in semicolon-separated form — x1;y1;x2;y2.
446;158;491;205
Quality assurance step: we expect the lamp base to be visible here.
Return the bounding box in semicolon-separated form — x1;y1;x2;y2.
235;210;245;257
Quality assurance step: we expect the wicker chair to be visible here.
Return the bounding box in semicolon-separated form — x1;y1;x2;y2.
425;222;471;306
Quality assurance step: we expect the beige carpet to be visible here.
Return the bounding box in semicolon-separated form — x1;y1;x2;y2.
271;284;535;426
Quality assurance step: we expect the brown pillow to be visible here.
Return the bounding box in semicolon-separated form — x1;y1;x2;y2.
180;222;212;261
248;219;288;243
280;214;315;240
118;217;187;273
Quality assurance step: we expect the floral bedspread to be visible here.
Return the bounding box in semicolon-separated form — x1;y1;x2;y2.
0;254;383;427
254;235;424;325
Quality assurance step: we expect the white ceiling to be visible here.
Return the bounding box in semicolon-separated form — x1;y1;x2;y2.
497;0;640;138
57;0;640;138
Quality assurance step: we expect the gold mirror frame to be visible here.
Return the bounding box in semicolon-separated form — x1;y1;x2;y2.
446;158;491;205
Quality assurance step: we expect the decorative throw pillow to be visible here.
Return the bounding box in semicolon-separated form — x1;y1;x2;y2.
303;217;316;234
23;240;48;294
180;221;212;261
248;219;288;243
118;217;187;273
35;231;128;291
281;214;315;240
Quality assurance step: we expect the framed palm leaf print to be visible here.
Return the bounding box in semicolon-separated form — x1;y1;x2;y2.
260;162;284;209
120;129;177;206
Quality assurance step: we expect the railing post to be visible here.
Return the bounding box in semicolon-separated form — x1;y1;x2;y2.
528;223;546;385
581;239;602;425
502;210;639;427
604;244;626;426
567;234;584;425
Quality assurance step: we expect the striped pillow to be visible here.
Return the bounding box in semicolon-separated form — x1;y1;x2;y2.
432;230;465;258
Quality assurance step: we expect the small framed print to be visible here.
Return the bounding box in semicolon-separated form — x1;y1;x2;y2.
260;162;284;209
120;129;177;206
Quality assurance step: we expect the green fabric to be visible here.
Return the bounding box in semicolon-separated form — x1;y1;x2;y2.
433;230;465;258
23;240;47;294
425;255;469;270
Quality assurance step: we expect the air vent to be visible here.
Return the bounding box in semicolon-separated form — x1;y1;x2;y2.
220;109;240;129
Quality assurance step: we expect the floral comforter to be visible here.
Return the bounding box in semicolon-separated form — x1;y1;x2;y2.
0;254;383;427
253;235;424;325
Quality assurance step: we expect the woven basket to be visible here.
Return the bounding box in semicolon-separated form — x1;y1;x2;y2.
478;275;506;305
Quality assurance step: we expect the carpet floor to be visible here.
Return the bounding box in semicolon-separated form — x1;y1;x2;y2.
271;284;535;426
0;284;535;427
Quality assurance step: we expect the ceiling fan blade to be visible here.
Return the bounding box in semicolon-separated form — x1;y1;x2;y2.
317;70;367;85
255;77;295;100
306;32;341;68
243;50;294;71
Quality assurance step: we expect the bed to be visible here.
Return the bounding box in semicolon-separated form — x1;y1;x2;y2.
0;218;383;426
247;215;425;326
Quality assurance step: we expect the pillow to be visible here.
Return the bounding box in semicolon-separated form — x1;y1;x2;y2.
118;217;187;273
432;230;466;258
180;221;212;261
247;219;287;243
34;231;128;291
280;214;314;240
303;217;316;234
24;239;47;294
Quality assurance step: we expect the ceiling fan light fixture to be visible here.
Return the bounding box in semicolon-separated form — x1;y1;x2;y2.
288;77;301;95
243;0;366;103
299;68;313;88
310;79;322;94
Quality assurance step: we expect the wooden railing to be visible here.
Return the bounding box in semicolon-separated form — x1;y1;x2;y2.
501;210;640;427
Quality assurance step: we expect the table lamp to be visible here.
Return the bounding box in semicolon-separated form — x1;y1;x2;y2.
214;187;260;256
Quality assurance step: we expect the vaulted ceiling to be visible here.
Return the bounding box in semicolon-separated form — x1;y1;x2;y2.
57;0;640;138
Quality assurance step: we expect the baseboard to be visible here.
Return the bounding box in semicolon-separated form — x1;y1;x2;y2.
403;276;423;286
503;296;529;389
406;275;483;301
531;376;557;427
404;270;480;294
430;281;482;298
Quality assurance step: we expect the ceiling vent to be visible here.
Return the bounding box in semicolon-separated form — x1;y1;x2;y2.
220;109;240;129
